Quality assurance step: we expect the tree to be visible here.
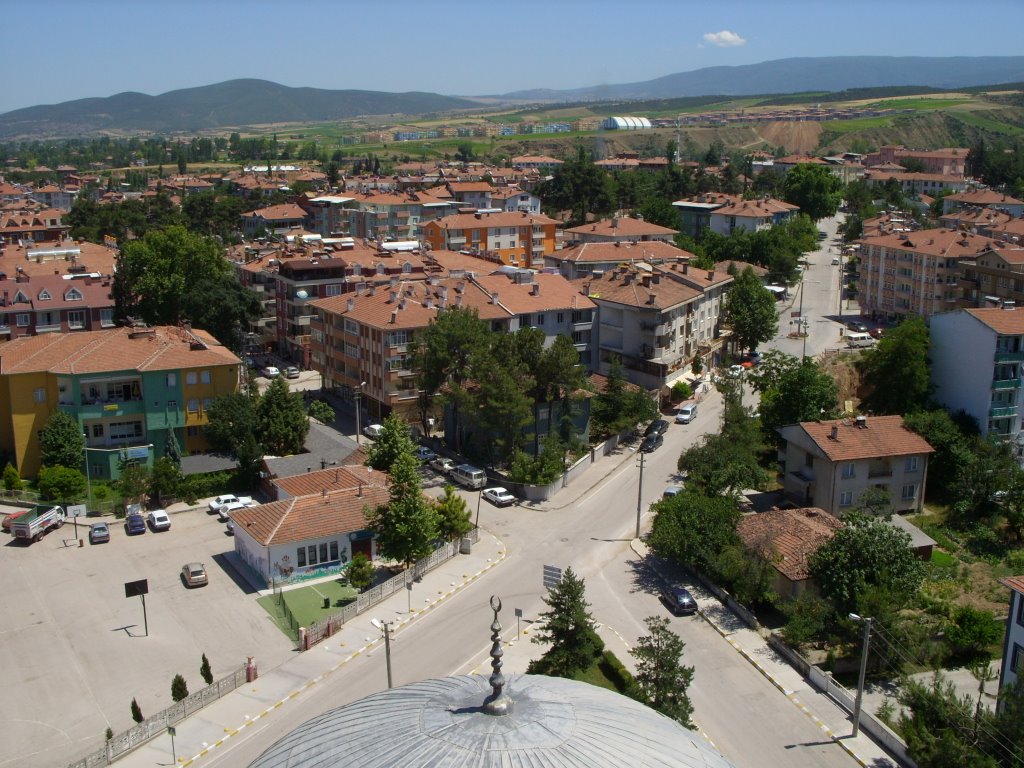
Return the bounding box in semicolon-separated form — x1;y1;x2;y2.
782;163;843;221
200;653;213;685
37;465;87;501
39;411;85;470
3;462;22;491
149;456;182;504
534;145;615;225
722;267;779;353
809;513;924;613
904;409;977;502
170;674;189;703
648;490;741;573
113;226;230;325
115;463;150;506
307;400;335;424
854;485;893;518
434;485;473;541
678;430;769;498
130;697;143;723
205;393;259;455
949;436;1017;528
713;544;778;607
860;316;931;415
758;359;839;438
530;566;604;677
179;276;261;352
347;552;374;592
630;616;695;727
945;606;1002;663
364;451;438;568
365;412;416;472
256;377;309;456
590;358;658;439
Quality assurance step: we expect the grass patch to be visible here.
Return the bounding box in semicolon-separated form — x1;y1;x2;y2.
257;578;358;639
572;650;636;695
952;111;1024;136
818;116;895;135
931;549;956;567
867;98;972;110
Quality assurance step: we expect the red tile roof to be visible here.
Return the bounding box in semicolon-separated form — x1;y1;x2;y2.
795;415;933;461
554;240;692;264
855;228;1000;258
737;507;843;581
964;307;1024;335
274;464;384;500
999;576;1024;594
565;217;678;238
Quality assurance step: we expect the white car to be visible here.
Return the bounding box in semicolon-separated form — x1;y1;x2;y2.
482;487;516;507
363;424;384;439
414;446;437;463
430;456;456;474
147;509;171;531
261;366;280;378
209;494;240;514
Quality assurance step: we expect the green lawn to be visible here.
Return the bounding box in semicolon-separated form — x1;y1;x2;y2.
952;112;1024;136
257;578;358;639
573;663;620;692
868;98;972;110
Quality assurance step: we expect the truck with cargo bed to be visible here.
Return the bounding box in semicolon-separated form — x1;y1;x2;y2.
11;505;66;543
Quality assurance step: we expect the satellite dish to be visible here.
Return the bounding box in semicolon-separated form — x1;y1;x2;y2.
296;290;309;299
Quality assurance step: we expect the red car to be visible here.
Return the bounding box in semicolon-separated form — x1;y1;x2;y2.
870;328;885;340
2;510;27;532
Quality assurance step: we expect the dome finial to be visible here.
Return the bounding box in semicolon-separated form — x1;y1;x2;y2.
483;595;513;715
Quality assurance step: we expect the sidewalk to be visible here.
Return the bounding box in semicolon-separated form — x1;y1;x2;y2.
631;538;902;768
112;530;507;768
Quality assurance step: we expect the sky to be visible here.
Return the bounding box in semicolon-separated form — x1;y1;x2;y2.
2;0;1024;115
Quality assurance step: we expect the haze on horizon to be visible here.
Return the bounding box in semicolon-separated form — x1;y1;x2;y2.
2;0;1023;115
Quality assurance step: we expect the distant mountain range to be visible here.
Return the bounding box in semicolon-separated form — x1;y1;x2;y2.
0;79;477;139
497;56;1024;101
3;56;1024;140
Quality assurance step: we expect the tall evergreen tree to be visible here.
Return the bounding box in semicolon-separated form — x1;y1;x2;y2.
860;315;931;415
256;377;309;455
530;566;603;677
364;451;439;568
39;411;86;469
631;616;695;727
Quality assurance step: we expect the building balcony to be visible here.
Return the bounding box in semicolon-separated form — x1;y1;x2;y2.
990;405;1018;419
995;351;1024;363
992;379;1022;391
36;322;62;333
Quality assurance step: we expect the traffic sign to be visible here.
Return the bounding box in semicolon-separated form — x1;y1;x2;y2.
542;565;562;589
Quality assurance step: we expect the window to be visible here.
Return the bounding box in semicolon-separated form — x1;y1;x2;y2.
901;484;916;500
202;398;212;411
1012;642;1024;675
109;421;143;441
842;462;856;479
200;370;211;384
92;424;104;438
325;284;342;297
556;312;564;324
100;308;114;327
186;372;197;385
297;548;307;567
319;543;328;563
33;388;46;403
1016;593;1024;628
16;313;29;327
536;313;545;326
64;287;83;301
187;399;199;412
344;319;359;334
37;289;51;301
167;399;177;409
904;456;919;472
804;452;813;468
840;491;853;506
166;373;176;387
307;545;318;566
67;310;85;329
330;541;339;561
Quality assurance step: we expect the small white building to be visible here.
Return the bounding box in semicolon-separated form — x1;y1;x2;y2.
998;576;1024;696
601;116;652;130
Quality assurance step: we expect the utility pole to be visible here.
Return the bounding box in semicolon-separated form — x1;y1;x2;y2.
849;613;873;737
635;451;645;539
372;619;394;689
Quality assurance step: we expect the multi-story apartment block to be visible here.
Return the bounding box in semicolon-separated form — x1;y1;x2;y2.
422;211;559;268
864;146;968;177
308;270;595;423
998;576;1024;698
955;247;1024;309
511;155;564;172
0;325;241;479
572;262;733;390
240;203;309;237
672;193;797;238
931;306;1024;444
863;170;967;197
856;228;999;321
0;273;116;339
777;415;933;516
546;240;692;281
0;207;70;243
564;216;678;245
344;190;455;241
942;190;1024;217
489;188;541;214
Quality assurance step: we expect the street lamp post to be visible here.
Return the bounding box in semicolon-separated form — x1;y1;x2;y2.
635;451;645;539
475;488;483;530
354;381;366;446
370;618;394;688
849;613;874;737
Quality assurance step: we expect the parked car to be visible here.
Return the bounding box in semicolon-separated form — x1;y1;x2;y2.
181;562;208;588
124;513;146;536
261;366;280;378
482;487;516;507
89;521;110;544
675;403;698;424
147;509;171;531
414;446;437;463
644;419;669;437
640;434;664;453
208;494;253;514
284;366;300;379
363;424;384;439
2;509;27;532
728;364;745;377
870;327;885;340
661;586;698;616
663;485;684;498
831;256;840;265
845;319;868;333
430;456;456;474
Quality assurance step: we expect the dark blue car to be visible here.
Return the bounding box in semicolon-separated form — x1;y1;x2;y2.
125;513;146;536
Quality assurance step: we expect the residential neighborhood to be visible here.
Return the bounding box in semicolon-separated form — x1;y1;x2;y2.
3;27;1024;768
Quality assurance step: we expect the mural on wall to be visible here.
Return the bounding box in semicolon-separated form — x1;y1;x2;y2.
274;554;295;578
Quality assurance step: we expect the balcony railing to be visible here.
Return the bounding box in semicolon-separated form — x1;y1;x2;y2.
992;379;1022;391
995;351;1024;363
990;405;1017;419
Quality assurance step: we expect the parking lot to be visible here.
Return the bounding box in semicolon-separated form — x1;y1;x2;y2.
0;504;295;768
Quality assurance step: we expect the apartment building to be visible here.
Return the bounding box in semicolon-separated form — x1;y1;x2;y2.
344;190;455;241
672;193;797;238
955;247;1024;310
942;190;1024;217
0;273;115;339
998;576;1024;697
572;262;733;390
930;306;1024;445
855;228;999;321
777;415;933;517
546;240;692;280
564;216;678;245
422;210;559;268
0;325;240;479
864;146;968;177
308;270;595;424
240;203;309;237
863;170;968;197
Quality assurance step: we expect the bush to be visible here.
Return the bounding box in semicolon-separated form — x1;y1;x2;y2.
178;471;234;504
171;674;189;702
3;462;22;491
945;606;1002;662
37;465;87;501
347;553;373;592
597;650;638;697
670;381;692;402
780;593;832;648
307;400;335;424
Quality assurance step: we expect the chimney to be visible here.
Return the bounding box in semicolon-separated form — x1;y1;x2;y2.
682;263;688;274
646;293;656;305
531;283;540;296
707;270;714;280
346;298;355;312
855;415;867;428
641;274;651;288
389;290;398;302
490;291;499;304
830;425;839;440
583;282;591;294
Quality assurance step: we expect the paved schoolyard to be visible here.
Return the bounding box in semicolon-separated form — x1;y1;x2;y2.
0;504;295;768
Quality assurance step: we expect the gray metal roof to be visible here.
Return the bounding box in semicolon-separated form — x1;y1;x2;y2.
249;674;736;768
263;421;358;480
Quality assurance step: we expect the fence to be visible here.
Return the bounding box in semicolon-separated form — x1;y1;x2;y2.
300;528;479;649
66;664;249;768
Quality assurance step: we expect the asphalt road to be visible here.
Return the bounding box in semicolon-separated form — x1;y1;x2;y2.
188;394;858;768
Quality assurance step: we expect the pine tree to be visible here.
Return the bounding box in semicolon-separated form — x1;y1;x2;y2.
364;451;439;568
530;567;603;677
434;485;473;541
631;616;695;727
130;697;143;723
38;411;86;469
171;674;189;702
346;552;374;592
256;377;309;455
200;653;213;685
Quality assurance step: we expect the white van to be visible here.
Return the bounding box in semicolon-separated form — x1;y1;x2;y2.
675;403;698;424
846;331;874;348
451;464;486;489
